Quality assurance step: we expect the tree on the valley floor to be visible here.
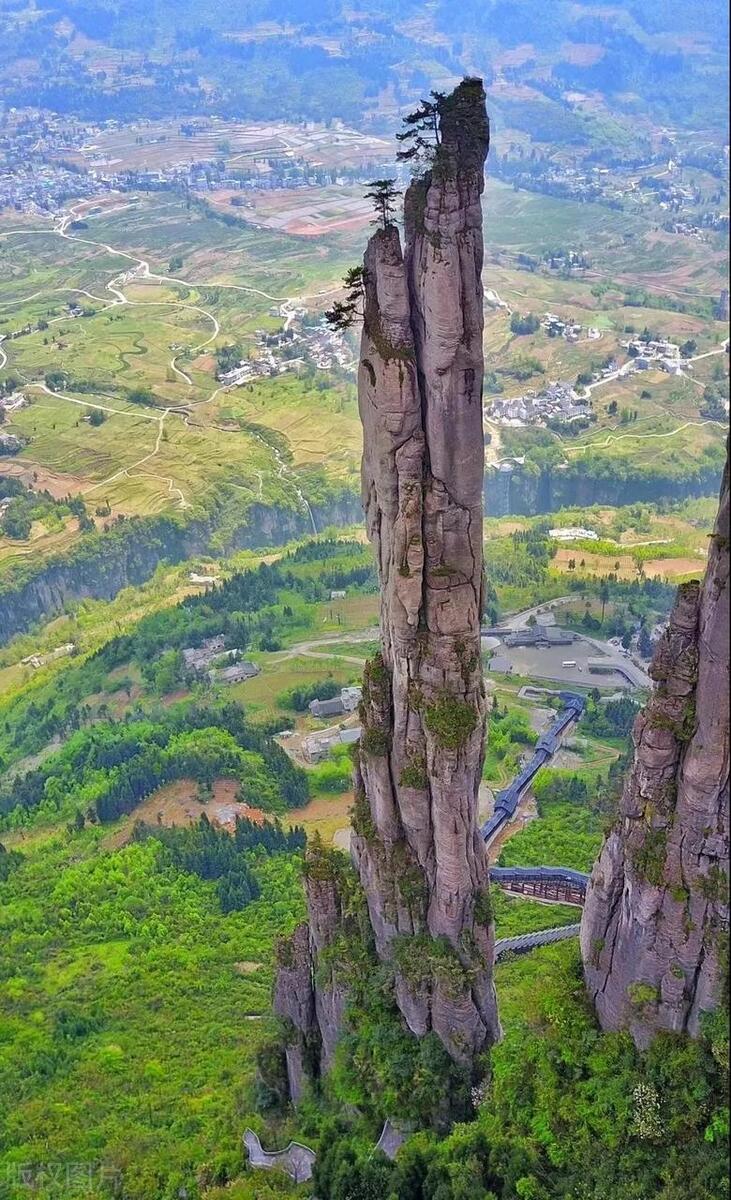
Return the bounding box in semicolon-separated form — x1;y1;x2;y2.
325;266;367;332
638;624;653;659
600;579;610;624
364;179;401;230
128;387;154;406
396;91;446;166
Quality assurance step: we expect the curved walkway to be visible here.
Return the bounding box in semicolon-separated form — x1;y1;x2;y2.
244;1119;405;1181
243;1128;316;1183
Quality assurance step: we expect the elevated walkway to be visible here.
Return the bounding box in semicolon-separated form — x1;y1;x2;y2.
495;922;581;959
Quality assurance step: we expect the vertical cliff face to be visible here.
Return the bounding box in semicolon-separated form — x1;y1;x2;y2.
581;450;730;1047
351;78;499;1066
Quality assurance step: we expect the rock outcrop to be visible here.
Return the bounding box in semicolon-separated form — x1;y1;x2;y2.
273;77;499;1098
581;448;730;1047
350;77;499;1066
273;858;348;1103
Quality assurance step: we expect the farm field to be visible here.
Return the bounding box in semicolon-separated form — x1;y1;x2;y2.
206;184;374;237
0;176;727;594
57;117;392;175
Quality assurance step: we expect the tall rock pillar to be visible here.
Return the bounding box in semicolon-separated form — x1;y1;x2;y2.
581;448;729;1046
351;77;500;1065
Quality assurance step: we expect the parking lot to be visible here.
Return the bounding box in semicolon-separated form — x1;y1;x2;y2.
493;639;635;689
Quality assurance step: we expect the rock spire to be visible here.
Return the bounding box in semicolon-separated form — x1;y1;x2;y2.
272;79;499;1099
581;447;729;1046
350;76;499;1065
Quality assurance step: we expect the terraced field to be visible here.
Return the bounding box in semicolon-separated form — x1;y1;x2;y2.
0;180;726;592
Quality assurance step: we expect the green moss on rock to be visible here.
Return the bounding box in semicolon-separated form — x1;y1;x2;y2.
632;827;668;887
360;726;390;756
424;694;478;752
399;755;428;790
473;887;493;927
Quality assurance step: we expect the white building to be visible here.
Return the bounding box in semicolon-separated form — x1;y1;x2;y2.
548;527;599;542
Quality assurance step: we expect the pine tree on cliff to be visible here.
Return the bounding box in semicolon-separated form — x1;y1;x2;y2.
363;178;401;229
395;91;445;166
324;266;366;333
581;445;729;1047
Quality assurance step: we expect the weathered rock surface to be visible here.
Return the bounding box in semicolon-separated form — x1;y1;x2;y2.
272;923;316;1105
272;861;347;1101
581;449;730;1047
350;77;500;1066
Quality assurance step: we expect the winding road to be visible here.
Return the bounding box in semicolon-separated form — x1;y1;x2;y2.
1;199;341;519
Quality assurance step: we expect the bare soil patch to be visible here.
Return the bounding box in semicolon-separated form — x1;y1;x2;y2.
0;459;91;499
553;546;705;581
287;790;353;846
105;778;265;849
645;556;706;579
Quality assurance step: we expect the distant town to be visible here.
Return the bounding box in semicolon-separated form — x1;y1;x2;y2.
485;331;725;430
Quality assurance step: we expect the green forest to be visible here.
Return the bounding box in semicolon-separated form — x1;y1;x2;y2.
0;537;727;1200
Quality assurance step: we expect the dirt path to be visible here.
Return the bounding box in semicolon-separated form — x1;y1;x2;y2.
564;417;726;455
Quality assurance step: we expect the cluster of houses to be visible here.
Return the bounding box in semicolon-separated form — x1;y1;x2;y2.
181;635;260;685
488;381;592;427
303;725;361;763
308;685;362;719
21;642;75;670
302;685;363;763
504;627;577;649
0;391;27;416
216;352;289;388
0;161;104;214
217;311;354;386
542;313;602;342
621;337;686;375
548;526;599;542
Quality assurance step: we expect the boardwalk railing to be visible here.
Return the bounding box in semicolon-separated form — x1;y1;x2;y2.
495;922;581;960
489;865;589;906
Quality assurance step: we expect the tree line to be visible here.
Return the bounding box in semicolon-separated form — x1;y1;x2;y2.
132;812;306;914
0;700;308;828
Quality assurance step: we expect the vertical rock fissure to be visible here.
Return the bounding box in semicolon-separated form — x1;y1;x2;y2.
581;445;729;1047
